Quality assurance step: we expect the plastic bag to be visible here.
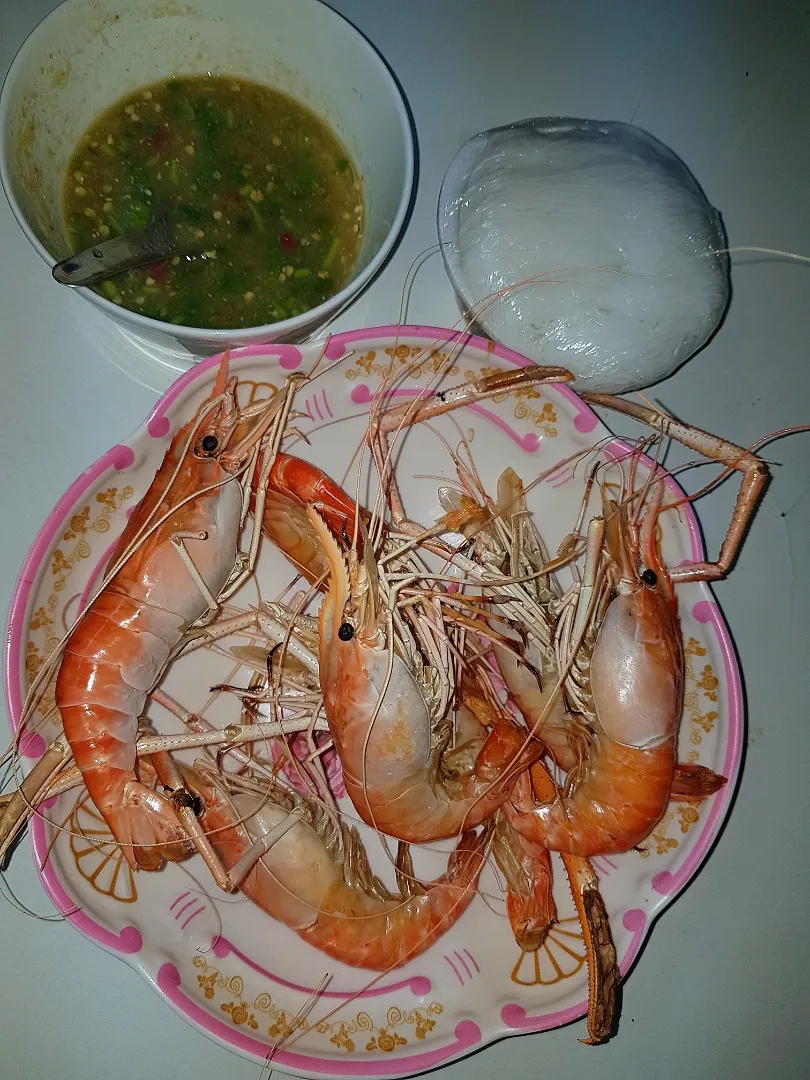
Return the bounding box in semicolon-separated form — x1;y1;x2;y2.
438;118;729;393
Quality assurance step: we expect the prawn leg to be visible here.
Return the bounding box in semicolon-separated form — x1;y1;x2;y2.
0;711;330;861
563;852;619;1045
224;808;304;889
531;762;619;1045
177;609;261;658
0;735;72;862
376;366;573;436
371;367;573;533
4;763;84;806
255;609;320;674
170;531;221;613
581;394;769;583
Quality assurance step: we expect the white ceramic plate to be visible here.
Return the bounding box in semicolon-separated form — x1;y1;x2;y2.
4;327;742;1077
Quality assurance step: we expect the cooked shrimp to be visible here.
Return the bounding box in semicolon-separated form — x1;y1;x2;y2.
187;764;490;970
505;468;683;856
306;506;542;844
487;468;725;818
55;358;293;870
431;464;579;768
253;452;365;586
488;399;765;859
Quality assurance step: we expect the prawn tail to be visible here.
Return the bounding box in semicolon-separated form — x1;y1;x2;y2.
505;881;556;952
670;761;727;802
106;781;193;871
493;816;557;951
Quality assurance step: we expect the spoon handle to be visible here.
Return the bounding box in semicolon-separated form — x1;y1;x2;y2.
52;209;174;287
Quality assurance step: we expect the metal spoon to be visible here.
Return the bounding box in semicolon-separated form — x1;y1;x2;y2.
52;206;202;287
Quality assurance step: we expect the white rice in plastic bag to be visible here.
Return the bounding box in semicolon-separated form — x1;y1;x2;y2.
438;119;729;393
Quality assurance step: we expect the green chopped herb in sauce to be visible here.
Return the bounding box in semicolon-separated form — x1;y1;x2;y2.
63;75;364;329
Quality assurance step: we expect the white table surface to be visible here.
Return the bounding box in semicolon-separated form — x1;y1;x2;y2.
1;2;809;1077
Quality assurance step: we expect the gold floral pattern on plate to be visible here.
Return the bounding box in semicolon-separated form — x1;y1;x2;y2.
344;344;459;382
684;636;719;744
510;916;586;987
464;366;557;435
637;634;719;858
193;955;443;1053
26;485;134;720
69;795;137;903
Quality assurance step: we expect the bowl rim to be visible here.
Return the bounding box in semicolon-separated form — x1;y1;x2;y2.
0;0;416;343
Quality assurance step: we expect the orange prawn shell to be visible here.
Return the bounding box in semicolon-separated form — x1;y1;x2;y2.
506;481;685;857
55;358;245;868
190;768;488;971
253;452;366;586
307;505;543;843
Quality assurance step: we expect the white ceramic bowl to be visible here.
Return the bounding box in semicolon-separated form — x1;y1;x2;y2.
0;0;415;355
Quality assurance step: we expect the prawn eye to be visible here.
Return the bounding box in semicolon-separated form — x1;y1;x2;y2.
641;568;658;587
200;434;219;455
338;622;355;641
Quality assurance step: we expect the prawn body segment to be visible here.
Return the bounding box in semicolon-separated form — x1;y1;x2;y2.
192;767;488;971
253;452;364;586
506;514;683;854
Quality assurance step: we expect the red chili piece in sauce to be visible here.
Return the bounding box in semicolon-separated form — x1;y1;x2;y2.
148;259;168;283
